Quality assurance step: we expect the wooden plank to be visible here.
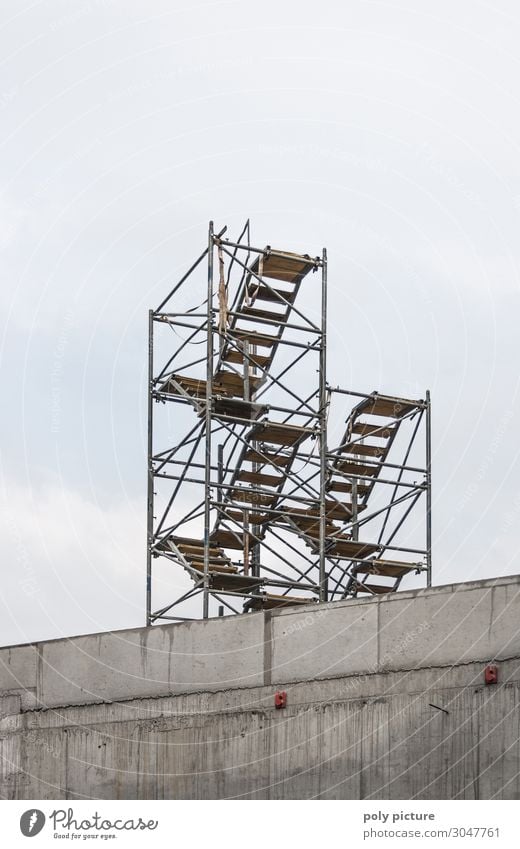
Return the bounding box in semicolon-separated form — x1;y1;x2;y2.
241;306;287;322
357;396;419;418
251;593;317;610
248;285;296;304
335;460;379;476
225;509;274;525
249;421;313;446
341;443;387;458
353;582;393;595
210;529;256;550
328;481;371;494
252;251;317;284
354;560;419;578
209;573;264;592
223;350;271;368
214;370;262;394
351;422;395;438
232;490;277;506
243;449;291;467
229;330;277;347
236;470;283;487
326;539;379;558
212;398;266;422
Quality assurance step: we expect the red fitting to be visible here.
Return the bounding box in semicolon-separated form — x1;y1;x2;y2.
274;691;287;709
484;664;498;685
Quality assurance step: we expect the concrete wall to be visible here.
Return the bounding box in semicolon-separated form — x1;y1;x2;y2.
1;575;519;799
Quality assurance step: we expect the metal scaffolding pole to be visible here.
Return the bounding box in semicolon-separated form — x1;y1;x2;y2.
319;247;328;602
426;388;432;587
203;221;214;619
146;309;154;626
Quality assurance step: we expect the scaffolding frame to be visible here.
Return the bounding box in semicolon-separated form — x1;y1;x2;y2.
146;221;431;623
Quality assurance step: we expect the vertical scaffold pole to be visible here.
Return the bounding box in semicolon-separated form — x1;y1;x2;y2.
146;309;154;626
426;389;432;587
319;248;328;602
203;221;214;619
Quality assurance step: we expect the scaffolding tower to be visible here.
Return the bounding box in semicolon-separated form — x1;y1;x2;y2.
147;221;431;623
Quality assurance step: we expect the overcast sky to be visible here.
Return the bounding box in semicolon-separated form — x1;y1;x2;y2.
1;0;519;646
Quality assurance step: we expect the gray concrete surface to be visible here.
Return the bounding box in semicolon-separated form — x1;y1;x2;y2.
1;575;519;799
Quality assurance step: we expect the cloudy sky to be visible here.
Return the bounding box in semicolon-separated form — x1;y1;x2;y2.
1;0;519;646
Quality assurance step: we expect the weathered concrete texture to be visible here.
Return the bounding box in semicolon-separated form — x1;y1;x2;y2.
0;575;519;799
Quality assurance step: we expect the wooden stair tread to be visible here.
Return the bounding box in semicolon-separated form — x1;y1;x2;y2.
341;443;388;458
353;582;393;595
324;539;379;558
357;395;420;419
161;374;206;398
209;573;264;592
163;371;262;401
225;509;274;525
335;460;379;476
170;536;222;552
243;449;291;467
249;421;314;446
351;422;395;438
251;250;317;284
223;350;271;368
241;306;287;322
328;481;371;494
210;529;256;550
232;489;277;506
354;560;420;578
214;370;263;394
228;330;278;348
236;470;283;487
212;398;266;422
247;285;296;304
189;562;237;574
250;593;317;610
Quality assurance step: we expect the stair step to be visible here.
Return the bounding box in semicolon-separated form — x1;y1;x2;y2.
249;421;314;447
353;582;393;595
341;442;388;458
212;397;267;423
236;470;283;487
328;481;371;495
210;529;256;550
351;422;395;439
209;573;264;592
161;374;206;398
225;509;274;525
324;539;379;559
162;371;262;401
354;559;423;578
214;370;263;396
171;536;222;553
223;350;271;368
247;285;295;304
250;593;316;610
241;306;287;323
188;558;237;572
232;490;277;506
251;250;317;284
358;395;419;419
229;330;278;348
335;460;379;477
243;449;291;467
